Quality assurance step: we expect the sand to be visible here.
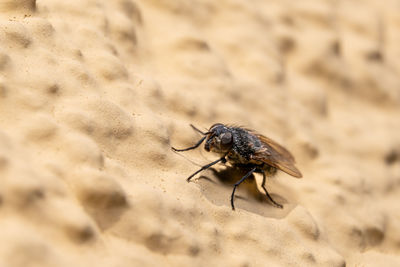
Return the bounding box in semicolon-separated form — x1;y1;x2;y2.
1;0;400;266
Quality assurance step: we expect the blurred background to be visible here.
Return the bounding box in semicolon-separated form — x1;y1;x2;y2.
0;0;400;266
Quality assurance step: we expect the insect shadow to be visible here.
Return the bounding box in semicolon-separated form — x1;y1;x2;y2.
196;166;293;217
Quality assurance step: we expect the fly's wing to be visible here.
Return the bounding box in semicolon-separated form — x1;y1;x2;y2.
251;133;302;178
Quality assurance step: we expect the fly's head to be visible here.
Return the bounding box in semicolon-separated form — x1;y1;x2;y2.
205;123;233;153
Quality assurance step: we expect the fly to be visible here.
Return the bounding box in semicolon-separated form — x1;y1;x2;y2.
172;123;302;210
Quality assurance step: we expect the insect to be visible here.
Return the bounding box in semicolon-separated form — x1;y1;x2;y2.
172;123;302;210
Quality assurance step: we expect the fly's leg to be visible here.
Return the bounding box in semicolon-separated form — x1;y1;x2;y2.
186;157;226;182
230;167;257;210
171;124;210;152
261;171;283;208
171;136;206;152
190;124;207;135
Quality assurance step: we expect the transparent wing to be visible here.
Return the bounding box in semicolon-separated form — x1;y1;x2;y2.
251;133;302;178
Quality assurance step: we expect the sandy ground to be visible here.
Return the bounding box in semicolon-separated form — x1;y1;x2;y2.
1;0;400;266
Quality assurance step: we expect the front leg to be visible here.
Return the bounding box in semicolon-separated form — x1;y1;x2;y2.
171;136;206;152
186;156;226;182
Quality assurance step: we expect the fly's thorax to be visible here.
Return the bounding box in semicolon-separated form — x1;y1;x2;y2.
226;150;248;164
229;127;261;160
227;149;259;164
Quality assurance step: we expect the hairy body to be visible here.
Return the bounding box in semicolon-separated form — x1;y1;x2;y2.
172;123;302;210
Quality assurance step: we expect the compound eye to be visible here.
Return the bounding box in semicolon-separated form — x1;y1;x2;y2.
220;132;232;145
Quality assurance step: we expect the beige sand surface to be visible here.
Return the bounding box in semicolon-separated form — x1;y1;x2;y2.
1;0;400;266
